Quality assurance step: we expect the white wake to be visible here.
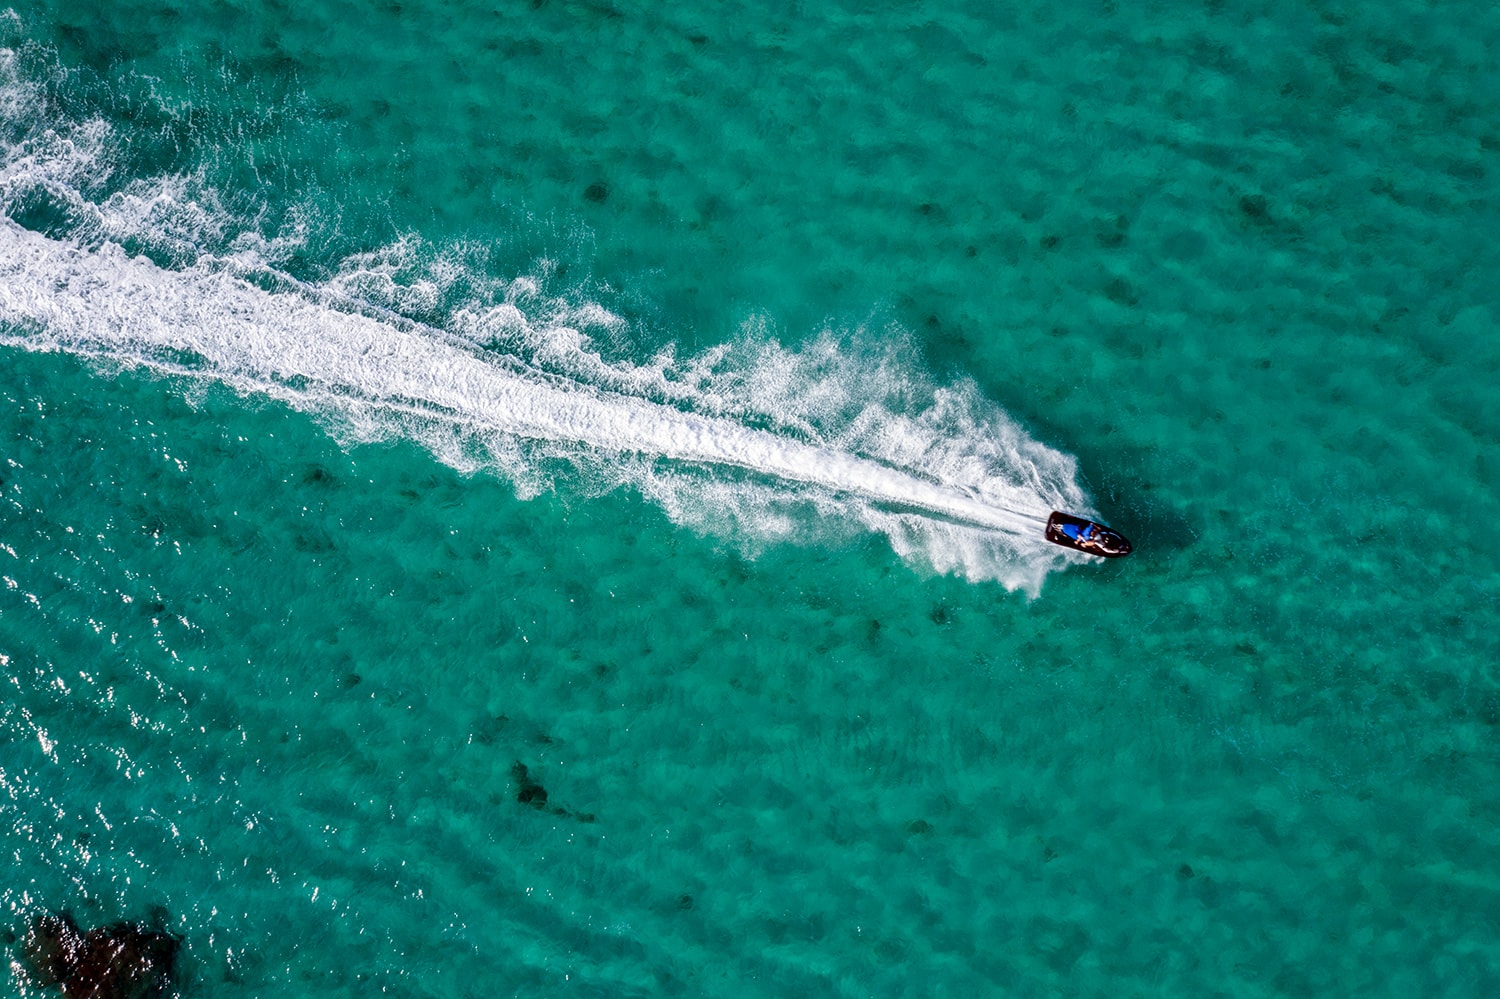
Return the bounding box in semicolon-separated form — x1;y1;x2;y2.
0;30;1096;591
0;219;1096;590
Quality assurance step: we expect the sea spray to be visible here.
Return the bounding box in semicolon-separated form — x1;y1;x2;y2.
0;28;1095;591
0;219;1092;590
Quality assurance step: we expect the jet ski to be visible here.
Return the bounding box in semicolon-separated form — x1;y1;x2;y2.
1045;511;1132;558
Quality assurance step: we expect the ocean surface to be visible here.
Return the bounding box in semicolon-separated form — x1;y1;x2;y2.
1;0;1497;994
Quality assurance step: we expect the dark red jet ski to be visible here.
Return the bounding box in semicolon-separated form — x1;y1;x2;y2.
1045;511;1132;558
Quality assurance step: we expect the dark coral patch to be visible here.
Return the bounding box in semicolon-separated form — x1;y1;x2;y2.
20;911;180;999
1103;277;1139;306
22;912;83;986
1094;214;1130;248
510;761;595;822
512;761;549;809
302;464;336;486
1238;194;1271;223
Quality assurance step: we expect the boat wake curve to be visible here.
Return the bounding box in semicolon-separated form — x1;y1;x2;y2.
0;216;1095;590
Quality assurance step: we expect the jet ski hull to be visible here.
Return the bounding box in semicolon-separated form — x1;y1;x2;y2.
1045;511;1132;558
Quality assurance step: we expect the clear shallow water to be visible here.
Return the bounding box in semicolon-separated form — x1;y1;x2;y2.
2;1;1498;995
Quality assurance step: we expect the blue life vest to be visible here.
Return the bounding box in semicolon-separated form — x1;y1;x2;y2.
1061;522;1090;544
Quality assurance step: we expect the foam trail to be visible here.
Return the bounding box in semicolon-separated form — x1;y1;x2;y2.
0;219;1095;589
0;25;1101;589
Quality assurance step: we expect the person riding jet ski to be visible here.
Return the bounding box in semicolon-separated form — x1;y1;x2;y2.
1045;511;1132;558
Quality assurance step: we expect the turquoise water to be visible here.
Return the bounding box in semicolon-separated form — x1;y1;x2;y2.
2;0;1498;994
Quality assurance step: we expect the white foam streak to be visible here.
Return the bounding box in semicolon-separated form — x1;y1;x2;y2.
0;219;1091;590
